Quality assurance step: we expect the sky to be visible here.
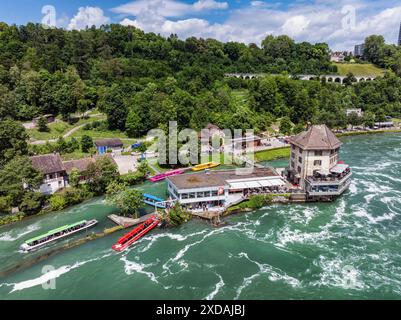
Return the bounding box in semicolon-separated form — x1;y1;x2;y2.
0;0;401;50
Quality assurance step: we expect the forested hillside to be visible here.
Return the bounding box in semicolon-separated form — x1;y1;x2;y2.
0;22;401;140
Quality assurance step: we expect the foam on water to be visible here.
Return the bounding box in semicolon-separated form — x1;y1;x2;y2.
204;274;224;300
0;223;41;242
120;256;159;283
9;252;112;293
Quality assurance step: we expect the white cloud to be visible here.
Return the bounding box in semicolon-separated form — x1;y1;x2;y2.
115;1;401;51
193;0;228;11
280;15;310;37
250;1;267;7
68;7;110;30
113;0;228;18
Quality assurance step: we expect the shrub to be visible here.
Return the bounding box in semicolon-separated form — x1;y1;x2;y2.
168;204;192;226
49;194;67;211
81;135;94;153
19;192;45;215
37;116;49;132
0;196;10;213
0;212;25;226
49;187;93;211
247;195;266;209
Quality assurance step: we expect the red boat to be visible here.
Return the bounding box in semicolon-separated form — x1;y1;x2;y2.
112;215;160;252
149;169;185;182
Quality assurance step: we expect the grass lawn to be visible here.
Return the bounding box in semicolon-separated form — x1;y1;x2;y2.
333;63;386;77
61;151;93;161
254;147;290;162
27;116;106;141
69;127;138;146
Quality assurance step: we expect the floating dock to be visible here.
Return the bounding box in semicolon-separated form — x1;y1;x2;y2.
108;213;156;228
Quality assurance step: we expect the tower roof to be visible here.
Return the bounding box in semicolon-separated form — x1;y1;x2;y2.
288;124;342;150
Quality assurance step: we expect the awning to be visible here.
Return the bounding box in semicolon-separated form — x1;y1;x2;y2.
269;179;285;186
229;182;248;189
245;181;261;188
258;180;273;187
330;164;349;174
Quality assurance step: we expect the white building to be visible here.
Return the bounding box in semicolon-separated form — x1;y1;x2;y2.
30;153;67;195
330;52;345;62
287;125;351;199
345;108;363;117
167;168;286;212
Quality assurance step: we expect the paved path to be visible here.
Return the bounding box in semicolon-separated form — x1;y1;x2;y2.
29;123;88;145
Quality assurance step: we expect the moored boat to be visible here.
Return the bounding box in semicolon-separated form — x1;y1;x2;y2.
112;215;160;252
192;162;220;171
149;169;185;182
144;193;166;209
20;219;98;253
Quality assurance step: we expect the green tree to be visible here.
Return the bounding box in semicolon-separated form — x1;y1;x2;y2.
362;111;375;128
81;135;93;153
136;160;151;177
36;116;49;132
125;110;143;138
49;194;67;211
0;120;29;167
343;73;357;86
279;116;293;135
347;112;362;128
0;196;11;213
292;123;305;134
19;191;44;215
0;85;16;119
364;35;385;65
86;156;119;195
0;156;43;206
69;168;81;188
168;203;191;226
106;186;144;218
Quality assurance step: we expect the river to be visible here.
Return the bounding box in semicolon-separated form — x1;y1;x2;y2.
1;133;401;300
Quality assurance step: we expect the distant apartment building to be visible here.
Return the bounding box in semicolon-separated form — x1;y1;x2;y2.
345;108;363;117
354;44;365;58
286;125;352;200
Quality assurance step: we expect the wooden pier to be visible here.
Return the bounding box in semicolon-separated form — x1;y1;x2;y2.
108;213;156;228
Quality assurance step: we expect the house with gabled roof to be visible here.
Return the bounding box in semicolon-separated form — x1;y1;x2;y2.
30;153;67;195
94;138;123;155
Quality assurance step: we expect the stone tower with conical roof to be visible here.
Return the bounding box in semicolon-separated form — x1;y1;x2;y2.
286;124;352;199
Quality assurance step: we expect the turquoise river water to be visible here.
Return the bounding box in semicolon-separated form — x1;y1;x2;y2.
1;133;401;300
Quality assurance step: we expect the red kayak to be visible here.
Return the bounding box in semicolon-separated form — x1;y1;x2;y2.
112;215;160;252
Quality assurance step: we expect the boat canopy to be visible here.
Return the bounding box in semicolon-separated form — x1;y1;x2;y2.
143;193;164;202
330;164;349;174
25;220;87;244
229;178;285;189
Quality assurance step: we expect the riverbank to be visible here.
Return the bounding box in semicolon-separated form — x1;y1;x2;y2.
336;128;401;137
0;224;124;278
2;132;401;299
